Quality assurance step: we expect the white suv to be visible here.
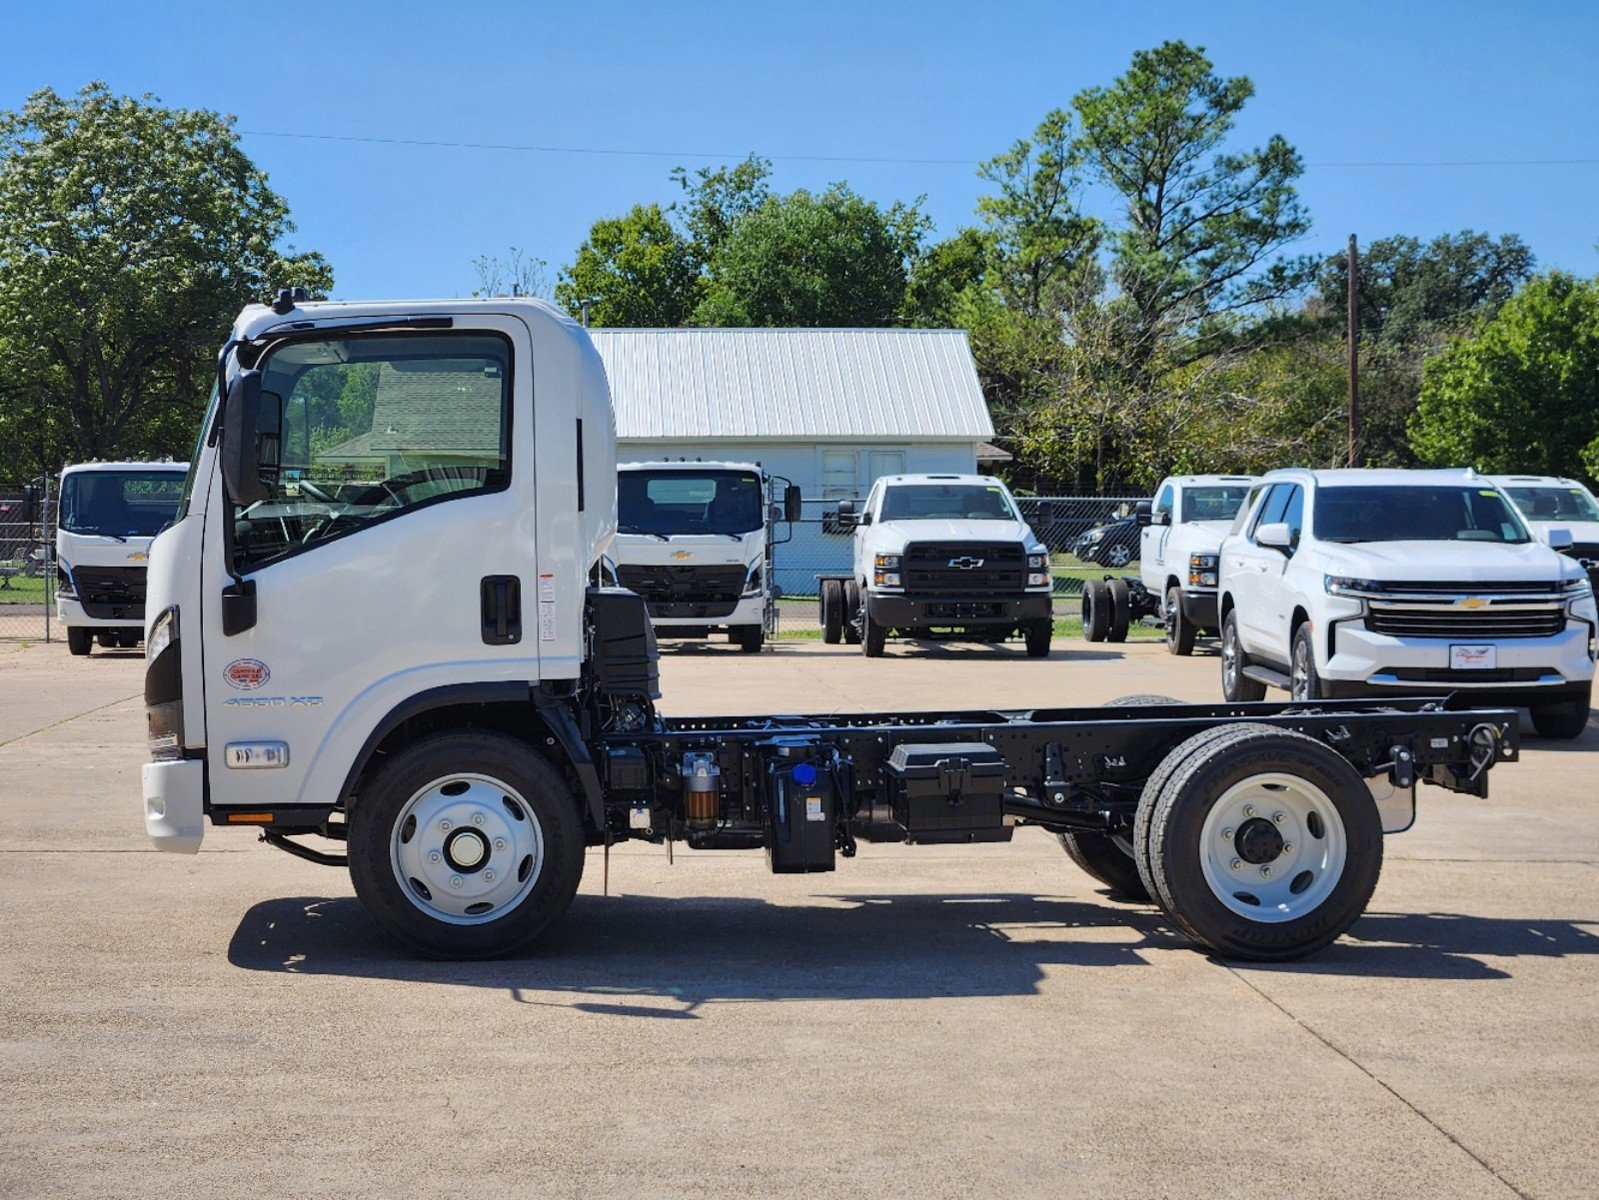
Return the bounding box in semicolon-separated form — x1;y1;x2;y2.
1218;468;1597;738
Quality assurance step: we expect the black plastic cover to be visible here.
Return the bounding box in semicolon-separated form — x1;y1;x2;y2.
587;586;661;698
887;741;1012;844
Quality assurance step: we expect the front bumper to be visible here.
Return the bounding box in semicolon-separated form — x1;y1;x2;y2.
1179;590;1219;629
143;758;205;853
869;591;1052;629
648;594;765;626
57;595;144;629
1321;618;1595;702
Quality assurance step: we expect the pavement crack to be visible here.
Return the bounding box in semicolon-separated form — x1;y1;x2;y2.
1225;965;1531;1200
0;691;140;751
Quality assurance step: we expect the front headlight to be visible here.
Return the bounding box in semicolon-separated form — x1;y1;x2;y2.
1188;553;1219;589
1189;554;1218;571
743;565;763;596
1083;529;1104;544
1561;576;1593;600
145;606;183;761
1325;575;1383;597
874;554;900;570
1027;553;1047;569
876;571;901;588
57;559;75;597
1028;571;1050;587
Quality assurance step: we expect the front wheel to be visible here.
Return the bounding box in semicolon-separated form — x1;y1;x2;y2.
66;626;93;656
1290;624;1322;700
1165;586;1196;656
1221;610;1266;702
1105;542;1133;568
861;603;886;657
1025;619;1052;658
348;731;586;958
1530;696;1590;740
733;623;765;653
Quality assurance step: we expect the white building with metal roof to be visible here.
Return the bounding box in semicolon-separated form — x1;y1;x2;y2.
587;327;1001;596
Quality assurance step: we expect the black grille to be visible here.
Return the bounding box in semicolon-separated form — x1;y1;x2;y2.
1366;606;1565;639
617;563;747;605
902;542;1026;595
72;565;147;620
1374;666;1553;683
1364;580;1560;594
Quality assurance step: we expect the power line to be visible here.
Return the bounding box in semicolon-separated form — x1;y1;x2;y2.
237;127;1599;171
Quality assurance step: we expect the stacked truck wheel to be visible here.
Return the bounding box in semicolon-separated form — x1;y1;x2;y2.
1105;579;1131;642
1081;580;1111;642
820;580;844;644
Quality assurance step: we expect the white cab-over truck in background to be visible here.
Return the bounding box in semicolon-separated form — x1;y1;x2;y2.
613;460;800;653
56;460;188;655
818;474;1054;657
1218;468;1597;738
140;294;1523;963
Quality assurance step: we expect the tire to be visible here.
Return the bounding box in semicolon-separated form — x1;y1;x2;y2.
734;624;764;653
1143;725;1383;961
1221;610;1266;702
1530;696;1590;740
861;601;886;657
843;579;862;645
1165;586;1196;656
66;626;92;656
1059;693;1182;902
820;580;843;644
1106;578;1131;643
1106;542;1133;568
1081;580;1110;642
348;731;587;958
116;631;140;649
1025;619;1052;658
1290;624;1322;700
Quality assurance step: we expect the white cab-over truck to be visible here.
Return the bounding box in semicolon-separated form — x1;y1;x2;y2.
1079;475;1256;654
614;460;800;652
818;474;1054;657
1217;468;1597;738
56;460;188;655
141;295;1523;962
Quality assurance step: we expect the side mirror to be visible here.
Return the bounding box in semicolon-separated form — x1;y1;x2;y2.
1256;522;1294;552
836;499;858;528
1546;526;1575;552
860;511;873;526
221;370;268;505
21;484;39;526
1036;501;1056;526
785;484;803;524
1135;500;1153;527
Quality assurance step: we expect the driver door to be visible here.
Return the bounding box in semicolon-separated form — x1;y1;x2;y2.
199;317;538;813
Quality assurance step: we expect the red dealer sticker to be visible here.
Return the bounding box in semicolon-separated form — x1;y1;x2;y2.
224;659;271;690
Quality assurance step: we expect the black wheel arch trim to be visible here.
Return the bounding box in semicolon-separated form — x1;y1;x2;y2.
336;682;605;833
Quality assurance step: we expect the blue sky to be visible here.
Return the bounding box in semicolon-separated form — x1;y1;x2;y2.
3;1;1596;301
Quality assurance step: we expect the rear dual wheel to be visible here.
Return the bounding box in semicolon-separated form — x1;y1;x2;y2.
1080;579;1129;642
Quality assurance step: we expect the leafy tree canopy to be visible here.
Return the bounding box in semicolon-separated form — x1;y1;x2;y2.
553;203;701;327
0;83;330;478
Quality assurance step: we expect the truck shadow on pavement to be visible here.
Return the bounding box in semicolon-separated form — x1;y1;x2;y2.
226;891;1599;1012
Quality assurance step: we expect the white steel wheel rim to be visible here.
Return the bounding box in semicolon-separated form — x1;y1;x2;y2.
389;772;545;926
1198;772;1347;922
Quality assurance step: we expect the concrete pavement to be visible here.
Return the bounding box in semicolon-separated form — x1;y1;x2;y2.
0;635;1594;1198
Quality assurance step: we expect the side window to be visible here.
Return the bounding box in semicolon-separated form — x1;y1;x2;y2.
1281;485;1305;549
1154;483;1175;522
1250;485;1290;539
1229;485;1267;537
822;450;859;500
234;332;511;571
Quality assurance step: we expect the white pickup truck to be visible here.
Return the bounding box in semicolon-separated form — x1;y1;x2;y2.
819;473;1053;657
56;460;188;655
1490;475;1599;586
1218;468;1597;738
613;460;800;652
1137;474;1256;654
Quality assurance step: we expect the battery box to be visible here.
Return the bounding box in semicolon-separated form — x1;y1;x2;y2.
764;744;836;874
887;742;1013;844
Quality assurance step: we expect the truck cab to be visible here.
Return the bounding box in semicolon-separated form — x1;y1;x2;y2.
1138;474;1257;655
56;460;188;655
1489;475;1599;587
614;460;799;652
823;473;1053;657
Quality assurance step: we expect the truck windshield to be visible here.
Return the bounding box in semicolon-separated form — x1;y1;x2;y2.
1313;486;1532;544
1504;486;1599;523
618;471;764;535
60;471;186;537
878;484;1018;521
1181;486;1251;523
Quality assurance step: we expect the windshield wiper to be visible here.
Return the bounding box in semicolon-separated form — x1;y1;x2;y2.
617;524;667;542
70;528;129;542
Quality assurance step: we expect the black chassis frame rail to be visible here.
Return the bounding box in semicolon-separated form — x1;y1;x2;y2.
601;697;1519;834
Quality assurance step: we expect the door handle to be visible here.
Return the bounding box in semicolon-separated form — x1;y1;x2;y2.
481;576;522;645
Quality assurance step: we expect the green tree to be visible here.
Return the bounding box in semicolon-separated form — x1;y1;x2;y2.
1409;272;1599;477
1073;41;1312;352
554;203;702;327
0;83;331;478
694;184;928;327
670;155;772;261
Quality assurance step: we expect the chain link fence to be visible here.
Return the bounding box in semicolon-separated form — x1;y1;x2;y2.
771;495;1149;625
0;476;58;642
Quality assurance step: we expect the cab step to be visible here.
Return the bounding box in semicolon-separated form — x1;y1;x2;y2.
1242;664;1292;691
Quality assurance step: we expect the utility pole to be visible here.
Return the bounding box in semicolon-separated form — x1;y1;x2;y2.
1347;234;1359;467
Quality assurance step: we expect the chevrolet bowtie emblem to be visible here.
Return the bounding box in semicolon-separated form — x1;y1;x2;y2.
1459;596;1488;609
948;556;985;570
671;550;693;560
